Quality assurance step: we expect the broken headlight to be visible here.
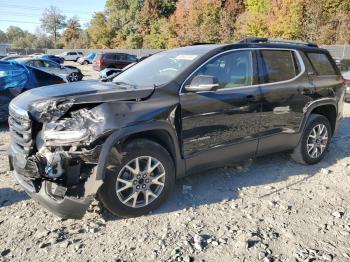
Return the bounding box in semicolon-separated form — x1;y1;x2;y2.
42;107;104;146
29;99;74;123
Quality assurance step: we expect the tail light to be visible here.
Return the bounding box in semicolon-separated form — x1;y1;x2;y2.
53;79;66;84
97;58;104;67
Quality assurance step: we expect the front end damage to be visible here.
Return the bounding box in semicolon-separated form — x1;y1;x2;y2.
8;101;107;219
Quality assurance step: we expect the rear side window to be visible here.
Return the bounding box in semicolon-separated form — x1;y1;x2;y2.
260;50;297;83
307;53;337;75
104;54;115;60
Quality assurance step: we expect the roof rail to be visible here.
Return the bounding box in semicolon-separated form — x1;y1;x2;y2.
236;38;318;48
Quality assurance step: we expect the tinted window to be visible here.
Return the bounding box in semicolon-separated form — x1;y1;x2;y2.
128;55;137;62
29;60;44;68
307;53;337;75
261;50;296;83
42;60;60;68
191;50;253;89
104;54;115;60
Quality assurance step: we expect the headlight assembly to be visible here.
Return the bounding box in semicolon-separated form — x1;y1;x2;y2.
29;99;74;122
41;107;105;146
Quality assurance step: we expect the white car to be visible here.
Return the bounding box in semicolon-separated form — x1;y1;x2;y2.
343;71;350;102
58;51;83;62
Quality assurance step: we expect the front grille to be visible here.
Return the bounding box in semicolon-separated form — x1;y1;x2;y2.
8;103;33;156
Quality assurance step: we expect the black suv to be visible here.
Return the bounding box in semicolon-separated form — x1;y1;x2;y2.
8;38;345;219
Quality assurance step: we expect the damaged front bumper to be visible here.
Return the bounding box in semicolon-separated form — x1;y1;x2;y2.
13;170;92;219
9;152;102;219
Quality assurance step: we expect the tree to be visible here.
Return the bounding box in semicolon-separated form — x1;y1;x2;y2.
40;6;67;45
234;0;270;39
12;33;36;49
87;12;113;48
0;30;8;43
268;0;304;39
156;0;178;17
105;0;142;48
6;26;25;43
61;17;82;48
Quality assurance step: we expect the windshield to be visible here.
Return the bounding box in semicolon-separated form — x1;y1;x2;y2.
112;49;207;87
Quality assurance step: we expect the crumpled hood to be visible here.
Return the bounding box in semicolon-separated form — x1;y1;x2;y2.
11;80;155;111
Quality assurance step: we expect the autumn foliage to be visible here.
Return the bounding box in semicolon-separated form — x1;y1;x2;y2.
85;0;350;49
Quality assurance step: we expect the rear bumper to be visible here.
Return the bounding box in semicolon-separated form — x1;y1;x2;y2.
13;170;92;219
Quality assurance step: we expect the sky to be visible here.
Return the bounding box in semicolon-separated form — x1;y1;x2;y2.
0;0;106;33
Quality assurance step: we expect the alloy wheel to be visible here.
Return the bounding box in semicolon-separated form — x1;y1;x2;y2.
306;124;328;159
116;156;165;208
69;72;79;82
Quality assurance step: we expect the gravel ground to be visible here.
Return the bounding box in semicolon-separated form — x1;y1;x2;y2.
64;61;99;80
0;77;350;261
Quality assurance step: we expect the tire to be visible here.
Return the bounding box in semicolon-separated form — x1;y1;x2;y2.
68;72;79;82
98;139;175;217
291;114;332;165
83;60;88;65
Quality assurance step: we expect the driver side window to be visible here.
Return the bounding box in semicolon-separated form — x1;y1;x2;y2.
192;50;253;90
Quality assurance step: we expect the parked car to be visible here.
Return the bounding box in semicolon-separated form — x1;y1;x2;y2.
0;61;65;122
1;55;27;60
342;71;350;102
15;58;83;82
40;54;64;64
8;38;345;219
30;53;45;57
78;52;96;65
99;62;138;81
6;52;19;56
92;52;138;71
58;51;83;62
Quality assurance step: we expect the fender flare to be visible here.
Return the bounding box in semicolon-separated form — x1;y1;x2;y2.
299;98;338;134
95;121;186;182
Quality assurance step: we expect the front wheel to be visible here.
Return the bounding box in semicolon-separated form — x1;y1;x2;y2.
98;139;175;217
68;72;79;82
83;60;88;65
291;114;332;164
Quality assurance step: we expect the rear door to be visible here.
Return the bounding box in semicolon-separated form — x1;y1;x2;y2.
180;50;262;171
256;49;315;155
41;60;63;74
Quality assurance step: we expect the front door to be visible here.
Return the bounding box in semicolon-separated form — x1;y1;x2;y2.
180;50;262;171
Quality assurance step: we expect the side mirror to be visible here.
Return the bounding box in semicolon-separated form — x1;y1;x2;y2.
185;75;219;92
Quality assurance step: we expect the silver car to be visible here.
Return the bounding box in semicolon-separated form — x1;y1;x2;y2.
57;51;83;62
15;58;83;82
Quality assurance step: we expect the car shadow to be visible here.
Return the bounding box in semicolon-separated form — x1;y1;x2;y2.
0;122;8;132
101;116;350;220
0;188;29;208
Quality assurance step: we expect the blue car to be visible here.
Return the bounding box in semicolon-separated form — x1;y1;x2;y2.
41;54;64;64
77;52;96;65
0;61;65;122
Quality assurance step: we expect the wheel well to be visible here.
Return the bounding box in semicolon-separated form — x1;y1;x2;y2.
123;130;177;163
311;104;337;134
